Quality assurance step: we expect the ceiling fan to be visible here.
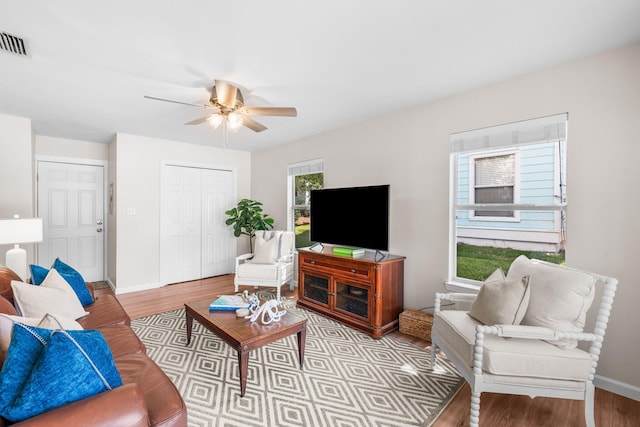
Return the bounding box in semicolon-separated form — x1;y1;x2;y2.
144;80;297;133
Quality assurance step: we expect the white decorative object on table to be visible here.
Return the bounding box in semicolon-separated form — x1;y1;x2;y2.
247;299;287;325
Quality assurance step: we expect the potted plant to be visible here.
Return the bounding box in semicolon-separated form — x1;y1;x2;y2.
225;199;274;252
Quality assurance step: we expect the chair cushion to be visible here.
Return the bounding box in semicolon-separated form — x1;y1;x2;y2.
433;310;592;381
507;255;597;349
237;262;279;280
469;269;530;325
78;295;131;329
115;353;187;427
99;325;146;357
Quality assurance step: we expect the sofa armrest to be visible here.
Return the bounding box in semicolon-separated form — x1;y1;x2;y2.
10;384;149;427
86;281;95;299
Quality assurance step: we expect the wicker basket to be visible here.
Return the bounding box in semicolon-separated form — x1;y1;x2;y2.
399;309;433;342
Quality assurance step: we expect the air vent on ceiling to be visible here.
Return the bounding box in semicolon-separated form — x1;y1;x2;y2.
0;31;29;57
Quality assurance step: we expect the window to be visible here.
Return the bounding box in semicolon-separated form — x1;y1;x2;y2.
470;151;518;219
288;160;324;249
449;114;567;287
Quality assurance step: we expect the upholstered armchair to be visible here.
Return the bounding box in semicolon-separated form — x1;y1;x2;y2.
431;256;618;427
234;230;295;300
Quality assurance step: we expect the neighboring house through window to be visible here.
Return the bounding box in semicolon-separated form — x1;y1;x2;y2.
449;114;567;289
470;151;519;220
287;159;324;249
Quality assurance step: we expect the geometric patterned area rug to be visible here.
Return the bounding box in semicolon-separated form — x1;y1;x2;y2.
130;306;463;427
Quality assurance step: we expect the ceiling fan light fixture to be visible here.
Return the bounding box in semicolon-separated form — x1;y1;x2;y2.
227;112;243;130
207;113;223;128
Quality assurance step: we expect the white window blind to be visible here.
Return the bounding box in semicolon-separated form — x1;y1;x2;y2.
451;113;567;154
288;159;323;177
475;154;514;187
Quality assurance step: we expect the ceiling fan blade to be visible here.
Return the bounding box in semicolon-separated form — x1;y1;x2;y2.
144;95;213;109
214;80;238;108
185;115;211;125
242;116;267;132
241;106;297;117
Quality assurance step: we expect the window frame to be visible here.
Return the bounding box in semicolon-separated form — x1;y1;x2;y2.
447;114;568;290
287;159;324;247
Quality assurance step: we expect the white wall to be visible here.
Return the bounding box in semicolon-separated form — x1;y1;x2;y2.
0;114;36;266
251;43;640;390
112;133;251;292
35;135;109;161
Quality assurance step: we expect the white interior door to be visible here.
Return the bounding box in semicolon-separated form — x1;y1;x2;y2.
160;165;201;284
37;161;105;281
201;169;235;277
160;165;234;285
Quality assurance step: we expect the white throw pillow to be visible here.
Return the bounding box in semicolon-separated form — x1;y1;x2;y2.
507;255;597;349
11;269;89;320
485;267;506;282
251;234;279;264
469;268;530;326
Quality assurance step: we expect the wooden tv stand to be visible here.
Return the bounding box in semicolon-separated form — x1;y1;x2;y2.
297;246;405;338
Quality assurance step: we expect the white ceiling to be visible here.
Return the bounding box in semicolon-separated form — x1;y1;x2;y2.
1;1;639;151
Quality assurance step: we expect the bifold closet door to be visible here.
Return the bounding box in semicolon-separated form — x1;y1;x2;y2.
160;166;202;284
160;165;235;285
201;168;235;277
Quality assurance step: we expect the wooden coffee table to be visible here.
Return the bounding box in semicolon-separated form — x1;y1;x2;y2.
184;298;307;397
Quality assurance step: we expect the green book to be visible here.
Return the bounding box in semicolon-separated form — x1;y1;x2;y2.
333;246;365;256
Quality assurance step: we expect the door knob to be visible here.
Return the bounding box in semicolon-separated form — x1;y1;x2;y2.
96;219;103;225
97;228;103;233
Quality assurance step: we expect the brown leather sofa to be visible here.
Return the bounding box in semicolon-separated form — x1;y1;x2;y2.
0;266;187;427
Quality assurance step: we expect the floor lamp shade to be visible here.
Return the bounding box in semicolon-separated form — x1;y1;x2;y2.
0;217;44;281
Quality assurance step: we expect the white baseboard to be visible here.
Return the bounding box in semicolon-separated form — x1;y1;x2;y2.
595;375;640;402
106;278;116;292
113;281;162;295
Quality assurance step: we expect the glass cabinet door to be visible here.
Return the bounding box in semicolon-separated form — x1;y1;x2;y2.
303;273;329;305
335;281;369;320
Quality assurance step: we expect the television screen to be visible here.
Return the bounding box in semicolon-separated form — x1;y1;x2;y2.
310;185;389;251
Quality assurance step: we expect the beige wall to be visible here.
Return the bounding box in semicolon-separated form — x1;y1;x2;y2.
35;135;109;161
112;133;251;292
252;42;640;389
0;113;37;266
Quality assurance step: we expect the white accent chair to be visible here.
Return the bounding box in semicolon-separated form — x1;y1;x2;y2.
431;256;618;427
234;230;295;300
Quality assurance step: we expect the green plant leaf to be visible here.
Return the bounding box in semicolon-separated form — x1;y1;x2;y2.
225;198;276;251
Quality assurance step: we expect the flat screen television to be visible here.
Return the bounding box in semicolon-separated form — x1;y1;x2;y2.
310;184;389;251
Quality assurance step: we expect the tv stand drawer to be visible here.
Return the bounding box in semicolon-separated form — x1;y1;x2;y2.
300;255;373;281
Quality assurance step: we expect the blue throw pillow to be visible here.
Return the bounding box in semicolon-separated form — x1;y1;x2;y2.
0;324;52;411
0;328;122;422
29;259;94;306
28;264;49;286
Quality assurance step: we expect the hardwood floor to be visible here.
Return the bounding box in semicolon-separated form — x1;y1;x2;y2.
97;275;250;319
98;275;640;426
